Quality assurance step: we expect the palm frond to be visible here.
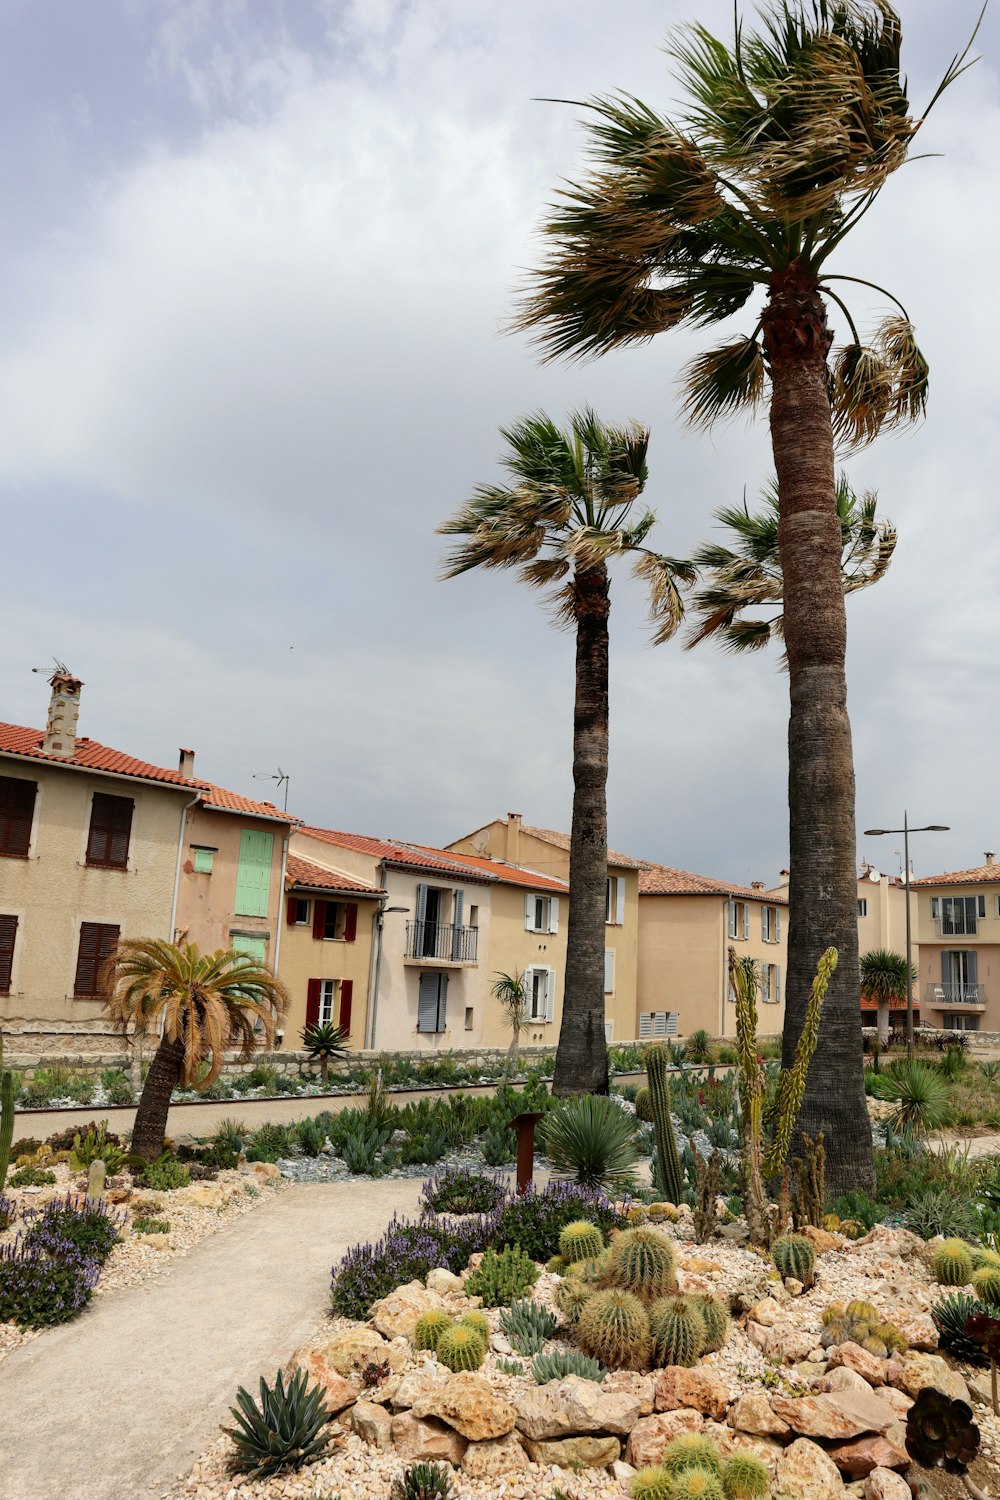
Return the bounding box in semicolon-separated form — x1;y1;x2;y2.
831;316;928;447
682;338;767;428
632;550;696;646
519;556;570;590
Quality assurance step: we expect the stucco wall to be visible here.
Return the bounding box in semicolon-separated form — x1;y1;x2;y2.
477;883;566;1049
174;805;288;961
278;895;378;1047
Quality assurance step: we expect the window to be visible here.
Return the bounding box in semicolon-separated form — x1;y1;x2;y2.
86;792;134;869
638;1011;679;1037
728;900;750;940
319;979;337;1025
0;776;36;858
761;963;781;1004
944;1013;980;1031
418;971;448;1033
305;977;353;1032
761;905;780;942
932;894;984;935
468;905;479;929
231;934;267;963
234;829;274;917
525;893;558;933
0;915;17;994
465;1006;474;1031
604;1021;613;1042
287;897;311;925
74;922;120;997
858;898;868;918
313;900;357;942
192;847;214;874
323;903;343;940
604;949;615;995
606;877;625;925
525;966;555;1022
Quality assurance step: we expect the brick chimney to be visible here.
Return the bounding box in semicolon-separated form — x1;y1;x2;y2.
505;812;522;866
178;748;196;779
42;669;83;758
986;851;996;867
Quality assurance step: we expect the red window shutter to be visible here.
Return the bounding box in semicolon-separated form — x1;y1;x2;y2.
344;903;358;943
312;901;326;940
86;793;133;869
0;914;17;993
287;896;298;924
306;978;321;1028
0;777;36;858
339;979;353;1034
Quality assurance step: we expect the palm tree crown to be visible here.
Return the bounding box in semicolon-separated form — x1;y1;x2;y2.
860;948;915;1001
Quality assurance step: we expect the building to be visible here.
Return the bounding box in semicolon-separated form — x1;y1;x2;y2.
911;853;1000;1032
638;864;788;1038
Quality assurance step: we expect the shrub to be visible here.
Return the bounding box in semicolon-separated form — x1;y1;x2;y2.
0;1194;12;1231
10;1166;56;1188
687;1031;714;1063
223;1367;333;1477
331;1210;497;1320
883;1061;953;1134
933;1239;974;1286
577;1288;651;1370
213;1118;248;1154
246;1122;300;1164
648;1295;707;1367
23;1197;122;1265
0;1237;100;1325
421;1167;507;1216
771;1234;816;1288
497;1180;626;1261
480;1122;516;1167
135;1154;190;1192
532;1348;605;1383
69;1122;128;1173
541;1094;639;1191
831;1190;884;1229
10;1137;41;1160
436;1323;486;1372
903;1189;981;1241
606;1227;677;1300
465;1245;539;1307
499;1298;558;1355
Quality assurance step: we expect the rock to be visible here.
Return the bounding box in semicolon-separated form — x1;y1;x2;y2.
728;1391;790;1437
461;1434;531;1477
890;1311;937;1351
895;1353;971;1405
681;1257;722;1274
625;1411;704;1467
731;1269;776;1313
769;1390;897;1441
412;1372;517;1441
728;1434;786;1479
371;1281;447;1340
176;1183;226;1210
324;1328;401;1378
523;1435;621;1467
602;1371;655;1414
826;1367;876;1396
134;1232;172;1250
390;1412;468;1466
490;1334;514;1355
514;1374;644;1440
745;1321;769;1352
426;1268;465;1295
611;1459;637;1487
864;1467;912;1500
749;1296;785;1327
352;1399;393;1449
879;1388;912;1419
886;1228;923;1260
392;1363;453;1411
828;1342;887;1386
800;1224;843;1255
785;1277;805;1296
654;1367;729;1421
764;1325;816;1364
285;1348;358;1413
827;1434;909;1479
775;1437;847;1500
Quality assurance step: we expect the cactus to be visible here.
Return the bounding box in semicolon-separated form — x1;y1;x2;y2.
973;1264;1000;1305
844;1299;877;1323
671;1472;723;1500
933;1239;974;1287
693;1150;722;1244
862;1335;889;1358
644;1045;683;1204
465;1244;538;1307
822;1302;846;1325
547;1255;567;1274
86;1159;106;1206
436;1324;486;1372
648;1295;707;1368
629;1468;674;1500
721;1452;769;1499
693;1294;730;1354
576;1288;651;1370
820;1319;851;1349
0;1029;14;1194
790;1131;826;1230
605;1227;677;1301
660;1434;724;1477
458;1310;491;1342
568;1251;608;1285
771;1233;816;1288
633;1087;654;1124
532;1348;605;1384
559;1220;605;1264
414;1310;453;1351
971;1246;1000;1273
556;1276;593;1325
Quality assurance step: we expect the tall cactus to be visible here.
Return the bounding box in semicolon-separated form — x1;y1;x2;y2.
0;1028;14;1194
644;1044;683;1205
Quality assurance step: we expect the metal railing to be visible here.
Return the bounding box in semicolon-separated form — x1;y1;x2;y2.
405;920;478;963
925;983;985;1006
935;917;979;936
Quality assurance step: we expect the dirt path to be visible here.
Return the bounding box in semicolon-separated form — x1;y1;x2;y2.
0;1179;424;1500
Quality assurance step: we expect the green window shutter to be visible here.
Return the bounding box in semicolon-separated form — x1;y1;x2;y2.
193;848;214;874
235;829;274;916
231;934;267;962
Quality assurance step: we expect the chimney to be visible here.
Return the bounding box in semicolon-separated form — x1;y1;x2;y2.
751;880;764;890
987;851;996;867
178;748;196;779
505;812;522;866
42;669;83;758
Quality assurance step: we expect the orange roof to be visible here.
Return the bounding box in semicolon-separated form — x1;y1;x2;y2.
912;862;1000;888
285;853;382;896
404;844;568;894
299;827;494;882
519;822;645;870
199;782;296;823
639;861;788;904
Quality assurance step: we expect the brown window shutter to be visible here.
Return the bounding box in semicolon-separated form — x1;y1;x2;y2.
344;904;358;943
312;901;326;940
86;794;134;869
306;978;321;1027
0;914;17;993
0;776;37;858
339;979;353;1035
74;921;120;997
286;896;298;925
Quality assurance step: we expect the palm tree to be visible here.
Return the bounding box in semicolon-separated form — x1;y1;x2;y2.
440;409;694;1096
860;948;916;1046
491;970;529;1085
685;475;895;652
103;939;288;1161
301;1021;350;1087
513;3;979;1193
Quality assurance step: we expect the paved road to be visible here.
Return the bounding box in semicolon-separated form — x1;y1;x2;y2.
1;1179;425;1500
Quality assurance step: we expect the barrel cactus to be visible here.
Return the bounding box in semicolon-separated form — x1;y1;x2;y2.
606;1227;677;1300
559;1220;605;1264
576;1288;651;1370
693;1294;730;1353
671;1472;723;1500
458;1310;491;1341
568;1250;609;1285
436;1325;486;1372
556;1276;593;1325
547;1254;567;1275
629;1467;673;1500
971;1246;1000;1273
648;1295;707;1368
413;1310;452;1352
633;1087;654;1123
660;1433;723;1477
721;1452;769;1499
972;1264;1000;1305
770;1233;815;1288
933;1239;974;1287
844;1299;877;1323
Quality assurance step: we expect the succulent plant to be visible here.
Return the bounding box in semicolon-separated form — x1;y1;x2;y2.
973;1264;1000;1306
222;1368;333;1478
436;1324;486;1372
629;1466;673;1500
390;1461;453;1500
605;1227;677;1300
933;1238;974;1287
647;1203;679;1222
671;1472;723;1500
496;1357;525;1376
559;1220;605;1264
770;1234;815;1288
905;1385;980;1474
567;1251;609;1285
499;1298;558;1356
648;1295;707;1368
465;1245;539;1307
933;1293;992;1367
633;1087;654;1124
971;1244;1000;1271
660;1433;723;1477
721;1452;769;1499
532;1348;605;1384
413;1310;452;1352
821;1302;846;1325
844;1299;876;1323
556;1275;593;1324
547;1254;568;1274
458;1309;491;1340
693;1293;730;1354
576;1288;652;1370
861;1334;888;1358
819;1318;850;1350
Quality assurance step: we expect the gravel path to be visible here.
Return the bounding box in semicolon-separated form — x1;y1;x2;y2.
0;1178;425;1500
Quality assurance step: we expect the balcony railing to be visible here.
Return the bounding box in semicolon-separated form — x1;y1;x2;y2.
405;920;478;964
925;983;986;1007
935;917;979;937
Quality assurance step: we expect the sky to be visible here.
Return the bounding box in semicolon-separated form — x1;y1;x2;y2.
0;0;997;887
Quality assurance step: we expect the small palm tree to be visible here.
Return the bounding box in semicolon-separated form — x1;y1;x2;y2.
491;970;529;1085
301;1022;351;1087
860;949;916;1047
103;939;288;1161
440;409;694;1097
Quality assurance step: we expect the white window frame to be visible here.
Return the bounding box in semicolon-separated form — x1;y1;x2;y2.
606;876;625;926
728;900;750;940
857;898;868;918
524;892;559;934
761;905;780;943
761;963;781;1004
318;979;337;1025
525;965;555;1022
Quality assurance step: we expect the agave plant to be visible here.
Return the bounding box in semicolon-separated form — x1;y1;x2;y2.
222;1368;333;1478
882;1060;953;1135
539;1094;639;1191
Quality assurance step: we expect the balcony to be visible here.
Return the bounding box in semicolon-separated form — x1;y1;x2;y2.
924;983;987;1011
404;920;478;966
935;917;979;937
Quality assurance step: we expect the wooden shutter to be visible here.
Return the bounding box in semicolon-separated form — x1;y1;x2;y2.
418;972;438;1032
339;979;353;1034
968;951;979;986
437;973;448;1031
0;915;17;993
451;891;464;959
548;896;559;934
604;949;615;994
344;903;358;943
287;896;298;924
544;968;555;1022
74;922;119;998
415;884;428;924
306;978;321;1027
86;793;133;868
615;876;626;926
742;903;750;940
312;900;327;940
775;965;782;1004
524;892;535;931
727;900;736;938
234;830;274;916
0;776;36;858
775;908;781;942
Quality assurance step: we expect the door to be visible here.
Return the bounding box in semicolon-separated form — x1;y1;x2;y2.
421;887;441;957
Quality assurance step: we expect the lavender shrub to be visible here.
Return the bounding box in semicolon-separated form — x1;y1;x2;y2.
22;1195;124;1265
0;1232;100;1326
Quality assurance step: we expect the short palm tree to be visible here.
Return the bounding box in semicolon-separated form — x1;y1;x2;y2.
301;1021;350;1087
440;409;693;1096
686;476;895;653
860;948;916;1046
491;970;529;1085
103;939;288;1161
513;2;980;1194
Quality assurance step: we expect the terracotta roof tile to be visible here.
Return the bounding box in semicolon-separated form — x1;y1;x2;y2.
199;783;296;823
404;844;568;894
519;822;644;870
639;861;788;904
298;827;494;882
912;862;1000;888
285;853;381;896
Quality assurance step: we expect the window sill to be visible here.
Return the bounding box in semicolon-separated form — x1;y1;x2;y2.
0;851;30;861
85;861;129;872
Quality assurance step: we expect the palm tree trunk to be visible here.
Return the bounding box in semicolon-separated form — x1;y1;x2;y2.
553;563;610;1097
130;1035;185;1162
876;1000;890;1047
320;1054;329;1087
763;264;874;1197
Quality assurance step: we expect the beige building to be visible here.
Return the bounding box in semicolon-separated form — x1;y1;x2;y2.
638;864;788;1038
911;854;1000;1032
278;853;383;1048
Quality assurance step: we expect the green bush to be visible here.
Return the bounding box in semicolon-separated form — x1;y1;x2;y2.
10;1166;57;1188
132;1216;170;1235
135;1154;190;1191
69;1122;128;1173
480;1122;516;1166
466;1245;539;1307
24;1200;121;1264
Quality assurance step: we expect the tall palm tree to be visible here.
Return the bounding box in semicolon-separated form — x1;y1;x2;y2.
440;409;693;1095
103;939;288;1160
513;3;979;1193
491;970;529;1086
860;948;915;1046
686;475;895;652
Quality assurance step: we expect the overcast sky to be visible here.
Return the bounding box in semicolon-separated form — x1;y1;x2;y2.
0;0;997;886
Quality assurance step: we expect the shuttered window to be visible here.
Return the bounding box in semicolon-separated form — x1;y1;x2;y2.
234;830;274;916
231;934;267;962
417;972;448;1033
0;915;17;993
74;922;120;997
339;979;353;1034
0;776;36;858
638;1011;679;1037
86;793;134;869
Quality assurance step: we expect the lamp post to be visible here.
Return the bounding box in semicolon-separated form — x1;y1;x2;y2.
863;814;949;1059
367;904;411;1050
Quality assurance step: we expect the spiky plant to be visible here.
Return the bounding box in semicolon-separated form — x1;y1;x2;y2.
458;1310;491;1342
499;1299;558;1356
222;1368;333;1478
671;1472;723;1500
630;1468;674;1500
300;1021;350;1086
883;1061;954;1136
532;1348;605;1384
576;1288;652;1370
540;1094;641;1191
771;1234;816;1288
844;1299;877;1323
605;1227;677;1300
436;1325;486;1373
721;1452;769;1500
413;1310;452;1352
547;1254;568;1274
934;1239;974;1287
559;1220;605;1264
660;1434;724;1477
390;1461;453;1500
644;1044;684;1203
465;1245;538;1307
556;1275;593;1325
568;1251;609;1285
648;1295;707;1368
633;1087;654;1124
932;1293;991;1367
693;1293;730;1354
972;1265;1000;1306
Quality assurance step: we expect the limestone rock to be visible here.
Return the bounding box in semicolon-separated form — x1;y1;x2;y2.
826;1367;876;1397
745;1321;769;1353
827;1433;909;1479
654;1367;729;1421
611;1459;637;1487
749;1296;784;1327
889;1310;937;1351
775;1437;846;1500
392;1363;452;1411
371;1280;447;1340
864;1467;912;1500
325;1328;398;1378
769;1390;896;1441
284;1348;358;1413
602;1371;655;1415
800;1224;843;1255
461;1434;530;1477
176;1183;226;1210
134;1232;172;1250
252;1161;282;1180
625;1410;704;1467
353;1399;393;1450
522;1435;621;1467
764;1325;816;1365
728;1391;790;1437
390;1411;468;1466
828;1344;886;1386
514;1374;644;1440
879;1388;912;1419
895;1352;971;1405
412;1372;516;1441
426;1267;465;1296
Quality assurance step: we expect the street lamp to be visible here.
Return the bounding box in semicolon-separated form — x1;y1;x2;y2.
863;813;949;1059
367;905;411;1050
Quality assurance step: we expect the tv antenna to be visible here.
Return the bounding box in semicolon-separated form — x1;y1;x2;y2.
31;658;70;677
253;767;290;811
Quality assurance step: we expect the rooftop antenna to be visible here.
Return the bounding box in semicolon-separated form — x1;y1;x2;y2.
31;658;70;677
253;767;290;812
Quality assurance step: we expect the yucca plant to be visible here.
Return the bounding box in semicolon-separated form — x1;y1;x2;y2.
540;1093;639;1191
300;1021;350;1086
222;1368;333;1478
390;1461;453;1500
883;1060;953;1135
